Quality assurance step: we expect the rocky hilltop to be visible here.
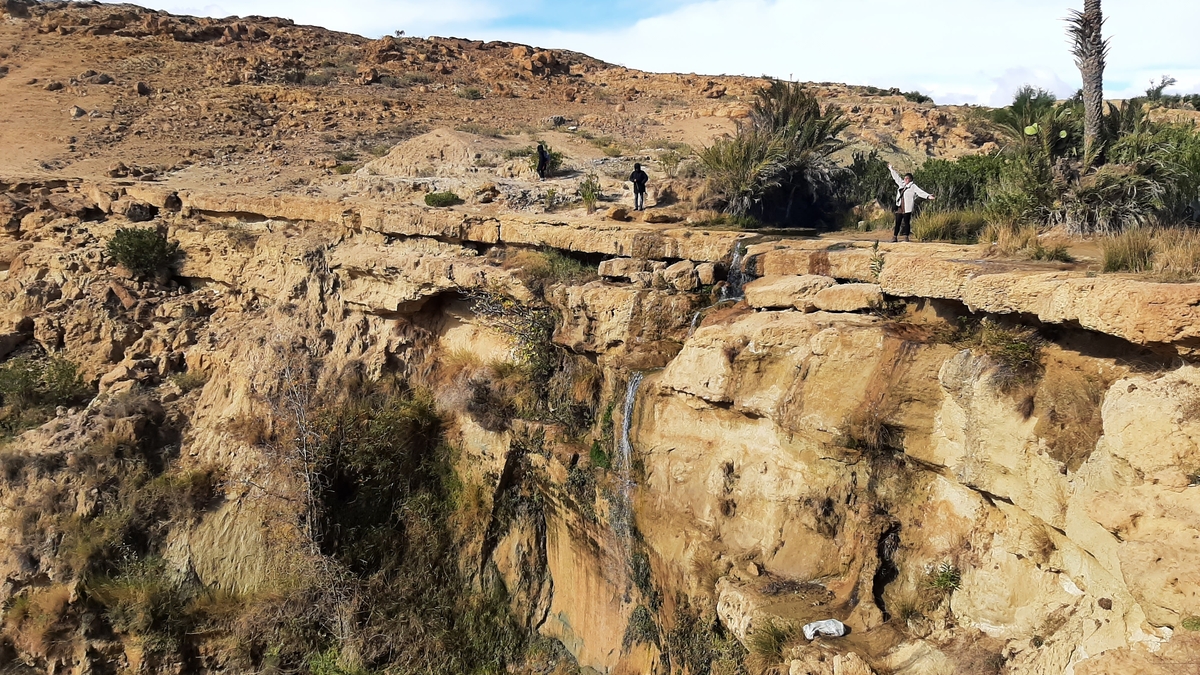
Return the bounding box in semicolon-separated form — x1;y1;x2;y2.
1;3;1199;675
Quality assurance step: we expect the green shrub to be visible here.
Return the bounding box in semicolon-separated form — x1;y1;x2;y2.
913;210;989;243
526;144;565;177
0;358;41;409
622;605;659;649
333;150;357;162
503;147;534;160
927;561;962;592
589;440;610;469
425;191;463;207
106;228;180;279
333;163;356;175
579;173;602;213
457;87;483;100
0;356;90;412
659;150;683;178
700;81;847;226
904;90;933;104
913;154;1008;213
1182;616;1200;631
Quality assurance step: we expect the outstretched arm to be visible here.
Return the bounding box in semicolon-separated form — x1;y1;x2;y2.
911;184;934;200
888;164;904;187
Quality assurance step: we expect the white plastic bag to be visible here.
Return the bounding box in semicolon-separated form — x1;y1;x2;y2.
802;619;846;640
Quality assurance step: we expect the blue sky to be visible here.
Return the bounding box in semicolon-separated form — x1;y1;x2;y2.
129;0;1200;106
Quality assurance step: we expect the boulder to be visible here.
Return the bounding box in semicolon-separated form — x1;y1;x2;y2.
696;262;717;286
46;193;94;217
744;275;837;311
813;283;884;312
605;207;630;222
69;105;86;118
599;257;649;280
135;81;152;96
662;260;698;292
112;198;157;222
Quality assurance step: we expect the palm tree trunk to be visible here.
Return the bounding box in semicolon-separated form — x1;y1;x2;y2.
1072;0;1108;155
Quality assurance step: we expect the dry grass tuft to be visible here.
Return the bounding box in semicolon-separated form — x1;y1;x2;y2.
980;223;1074;262
1099;226;1200;280
913;209;988;243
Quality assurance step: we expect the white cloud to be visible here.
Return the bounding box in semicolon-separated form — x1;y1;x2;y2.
119;0;1200;105
482;0;1200;105
132;0;505;36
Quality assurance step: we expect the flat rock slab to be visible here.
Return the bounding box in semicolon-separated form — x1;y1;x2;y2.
744;275;837;311
813;283;884;312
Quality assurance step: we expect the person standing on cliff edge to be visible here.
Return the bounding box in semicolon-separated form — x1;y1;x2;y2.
536;143;551;181
630;163;649;211
889;164;935;243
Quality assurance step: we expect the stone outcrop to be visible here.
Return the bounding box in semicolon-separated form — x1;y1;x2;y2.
2;188;1200;675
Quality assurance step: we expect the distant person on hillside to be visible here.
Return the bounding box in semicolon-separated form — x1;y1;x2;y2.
536;143;551;180
630;163;649;211
888;164;935;243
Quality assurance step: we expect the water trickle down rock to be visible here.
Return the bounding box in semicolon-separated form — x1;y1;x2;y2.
613;371;646;570
721;242;749;301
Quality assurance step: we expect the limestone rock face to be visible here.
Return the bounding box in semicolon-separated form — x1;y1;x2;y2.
744;274;837;310
813;283;884;312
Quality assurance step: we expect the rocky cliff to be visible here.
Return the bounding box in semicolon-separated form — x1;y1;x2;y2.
0;176;1198;675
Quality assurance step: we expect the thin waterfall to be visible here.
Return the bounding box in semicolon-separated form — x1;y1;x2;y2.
612;372;646;573
720;243;748;301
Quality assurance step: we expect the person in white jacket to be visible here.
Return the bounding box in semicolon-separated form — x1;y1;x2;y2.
889;164;935;242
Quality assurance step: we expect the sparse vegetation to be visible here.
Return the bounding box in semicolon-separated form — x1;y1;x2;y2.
913;209;989;243
456;123;504;138
457;86;483;100
106;227;180;279
747;619;795;665
1182;616;1200;631
659;150;684;177
623;605;659;649
425;191;463;207
839;404;902;453
0;356;92;436
168;371;208;393
333;163;356;175
579;173;602;213
927;561;963;593
1098;226;1200;280
502;248;597;295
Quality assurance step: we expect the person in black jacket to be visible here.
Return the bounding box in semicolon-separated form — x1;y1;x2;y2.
629;163;649;211
536;143;551;180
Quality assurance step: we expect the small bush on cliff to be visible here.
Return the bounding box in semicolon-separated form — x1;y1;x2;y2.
976;320;1044;391
747;619;796;665
1182;616;1200;631
424;191;463;207
106;227;180;280
0;356;92;436
927;561;962;593
622;605;659;649
502;248;597;296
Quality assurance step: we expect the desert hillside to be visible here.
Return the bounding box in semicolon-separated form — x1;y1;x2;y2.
2;2;1200;675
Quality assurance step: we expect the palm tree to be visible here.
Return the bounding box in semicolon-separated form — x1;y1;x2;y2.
1069;0;1109;157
